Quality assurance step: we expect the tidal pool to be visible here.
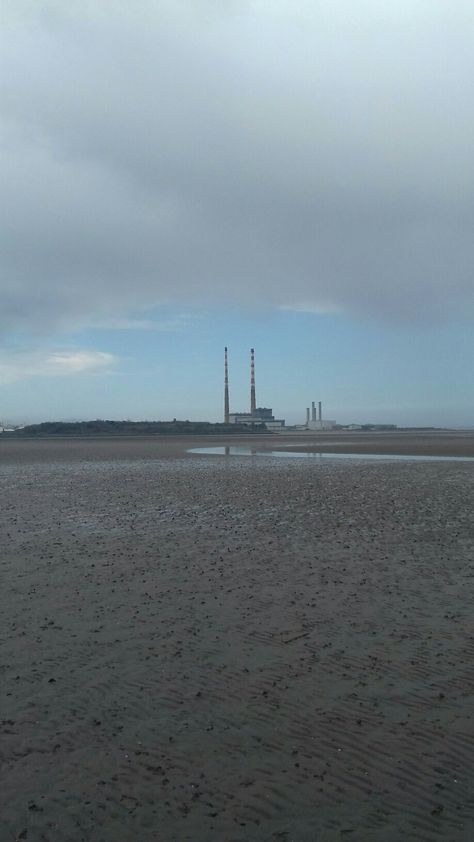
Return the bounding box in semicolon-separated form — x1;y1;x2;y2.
188;447;474;462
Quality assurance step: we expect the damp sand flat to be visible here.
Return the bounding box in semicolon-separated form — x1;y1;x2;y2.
1;442;473;841
1;428;474;463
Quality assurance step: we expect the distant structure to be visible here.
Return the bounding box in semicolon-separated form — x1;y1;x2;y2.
224;348;285;430
224;347;230;424
304;400;336;430
0;419;16;433
250;347;256;415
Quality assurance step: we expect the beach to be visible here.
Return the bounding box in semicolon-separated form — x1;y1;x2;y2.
1;433;473;841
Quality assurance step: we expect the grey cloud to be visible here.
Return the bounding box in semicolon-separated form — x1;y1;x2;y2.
1;0;474;336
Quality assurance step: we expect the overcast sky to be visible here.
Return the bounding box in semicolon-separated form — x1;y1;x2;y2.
1;1;473;425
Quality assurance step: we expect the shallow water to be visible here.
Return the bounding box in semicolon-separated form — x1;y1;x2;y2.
188;446;474;462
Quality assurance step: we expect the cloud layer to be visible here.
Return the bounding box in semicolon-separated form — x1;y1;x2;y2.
0;348;115;383
2;0;474;337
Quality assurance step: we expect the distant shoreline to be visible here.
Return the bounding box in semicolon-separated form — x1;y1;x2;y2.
6;420;269;438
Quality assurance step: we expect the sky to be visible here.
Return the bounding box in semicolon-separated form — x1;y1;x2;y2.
1;0;473;427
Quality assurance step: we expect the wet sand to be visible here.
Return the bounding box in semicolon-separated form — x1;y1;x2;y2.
1;436;473;841
1;428;473;463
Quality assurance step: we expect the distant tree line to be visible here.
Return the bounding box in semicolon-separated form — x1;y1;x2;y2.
12;420;268;437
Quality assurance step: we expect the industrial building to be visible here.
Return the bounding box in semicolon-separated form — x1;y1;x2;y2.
303;400;336;430
224;347;285;430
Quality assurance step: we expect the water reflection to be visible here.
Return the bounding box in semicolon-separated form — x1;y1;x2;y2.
188;447;474;462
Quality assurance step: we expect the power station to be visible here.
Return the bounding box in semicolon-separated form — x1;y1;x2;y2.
303;400;336;430
223;347;337;431
224;348;285;430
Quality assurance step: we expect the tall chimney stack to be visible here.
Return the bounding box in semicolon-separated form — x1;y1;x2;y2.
306;407;310;425
224;347;230;423
250;348;256;415
311;401;316;422
318;401;322;422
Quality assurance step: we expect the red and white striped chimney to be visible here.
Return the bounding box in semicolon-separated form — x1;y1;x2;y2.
250;348;256;415
224;347;230;423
